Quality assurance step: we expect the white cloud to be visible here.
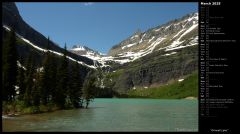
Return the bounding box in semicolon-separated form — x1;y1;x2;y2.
83;2;94;6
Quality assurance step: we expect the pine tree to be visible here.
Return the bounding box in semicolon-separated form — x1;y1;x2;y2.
82;71;96;108
2;33;7;101
23;54;34;106
40;37;52;105
69;61;83;108
32;70;41;106
2;27;18;101
48;53;57;103
56;43;69;108
17;57;26;100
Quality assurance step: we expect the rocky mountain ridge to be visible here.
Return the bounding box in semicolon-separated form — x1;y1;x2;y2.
2;2;198;95
2;2;96;69
71;12;198;67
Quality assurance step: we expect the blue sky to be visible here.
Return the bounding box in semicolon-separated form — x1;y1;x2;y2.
16;2;198;54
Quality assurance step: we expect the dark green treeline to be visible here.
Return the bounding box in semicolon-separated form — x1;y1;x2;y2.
2;28;95;114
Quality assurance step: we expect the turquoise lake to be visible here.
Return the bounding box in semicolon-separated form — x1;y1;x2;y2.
2;98;198;132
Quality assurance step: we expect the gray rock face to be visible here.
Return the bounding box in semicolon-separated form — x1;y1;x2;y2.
108;12;198;57
103;12;199;93
110;45;198;94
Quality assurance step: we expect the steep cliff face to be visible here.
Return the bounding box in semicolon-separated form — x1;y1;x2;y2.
70;13;198;68
65;12;198;94
3;2;198;95
2;2;98;88
108;13;198;59
110;45;198;94
102;12;198;94
2;2;95;67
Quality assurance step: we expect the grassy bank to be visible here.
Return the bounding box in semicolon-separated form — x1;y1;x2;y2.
127;71;198;99
2;101;65;116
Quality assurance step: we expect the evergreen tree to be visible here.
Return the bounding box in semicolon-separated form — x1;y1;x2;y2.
2;27;18;101
2;33;7;101
48;52;57;103
23;54;34;106
69;61;83;108
56;43;69;108
82;71;96;108
40;37;52;104
17;57;26;100
32;70;41;106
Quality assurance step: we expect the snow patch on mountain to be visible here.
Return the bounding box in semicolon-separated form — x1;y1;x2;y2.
165;22;198;51
172;29;186;39
163;52;177;56
112;36;166;64
154;27;162;32
148;36;155;43
165;36;198;51
130;35;139;39
139;33;146;43
3;25;96;69
179;23;198;39
122;42;137;49
69;12;199;67
164;25;171;30
187;13;198;22
71;46;86;51
148;37;166;52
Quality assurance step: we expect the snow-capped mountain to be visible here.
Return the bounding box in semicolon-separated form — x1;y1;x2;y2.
102;12;198;92
2;2;96;69
70;45;103;57
72;12;198;66
108;12;198;62
2;2;199;94
69;45;109;67
3;25;96;69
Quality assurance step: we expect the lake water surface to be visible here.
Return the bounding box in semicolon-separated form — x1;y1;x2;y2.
2;98;198;132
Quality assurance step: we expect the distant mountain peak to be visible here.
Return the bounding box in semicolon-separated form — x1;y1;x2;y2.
69;44;103;58
71;45;86;51
108;12;198;56
71;45;97;53
68;12;198;67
